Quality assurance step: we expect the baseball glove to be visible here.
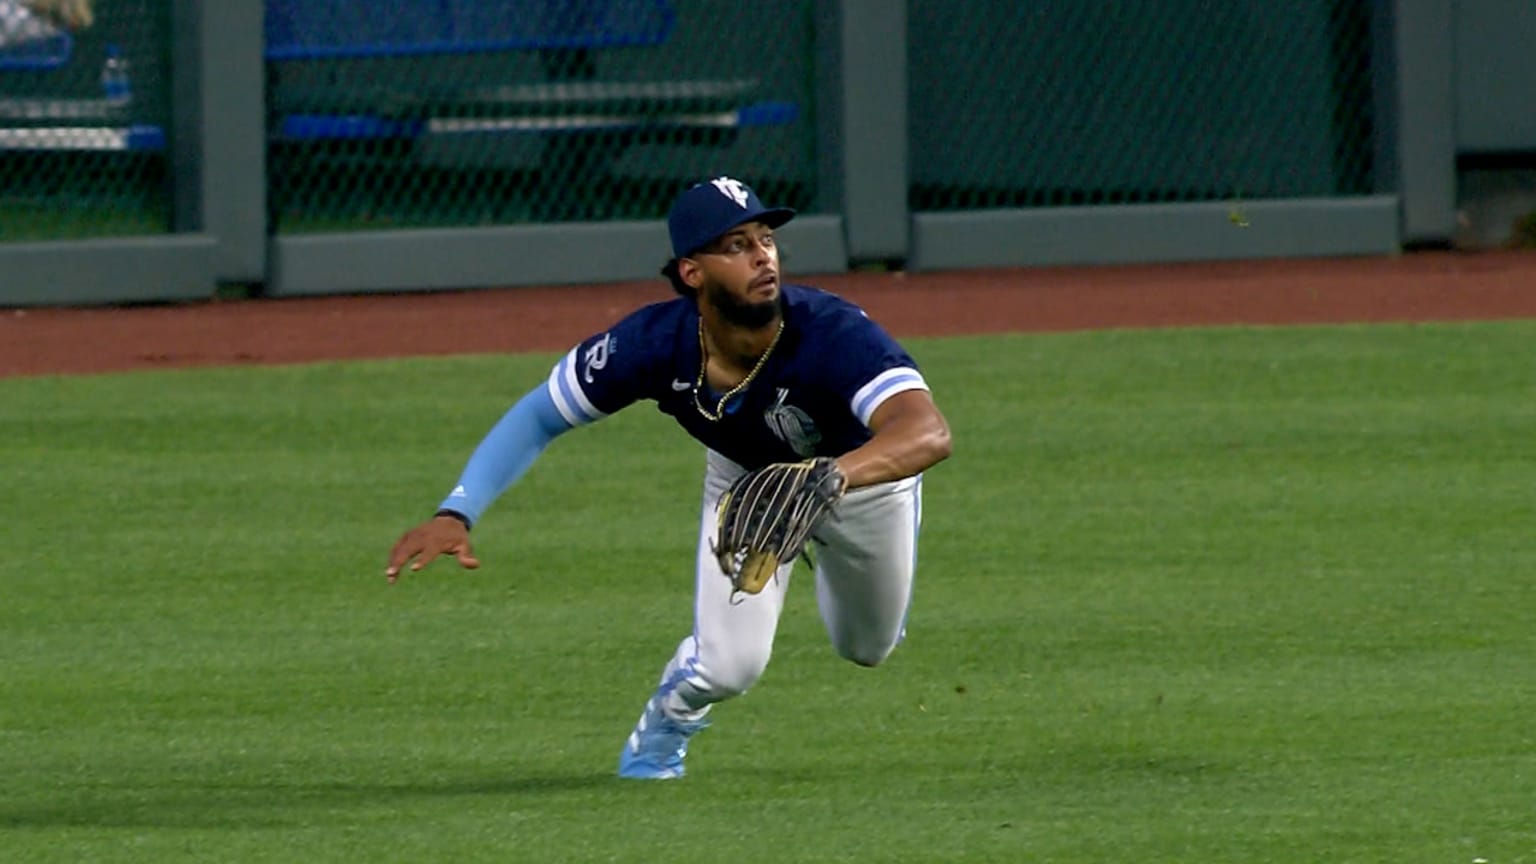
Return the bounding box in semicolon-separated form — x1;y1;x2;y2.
711;457;848;594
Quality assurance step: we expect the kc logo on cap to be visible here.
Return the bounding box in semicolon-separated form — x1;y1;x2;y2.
710;177;751;208
668;176;796;258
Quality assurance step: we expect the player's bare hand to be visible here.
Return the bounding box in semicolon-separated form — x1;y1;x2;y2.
385;515;481;583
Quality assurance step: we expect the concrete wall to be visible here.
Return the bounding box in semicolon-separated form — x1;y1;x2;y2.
1450;0;1536;249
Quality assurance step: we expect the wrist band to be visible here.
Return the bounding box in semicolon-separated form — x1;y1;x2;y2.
434;509;472;530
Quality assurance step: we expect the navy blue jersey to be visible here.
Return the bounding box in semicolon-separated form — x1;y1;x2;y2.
544;284;929;469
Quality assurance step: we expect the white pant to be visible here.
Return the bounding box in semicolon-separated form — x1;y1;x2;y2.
653;449;922;720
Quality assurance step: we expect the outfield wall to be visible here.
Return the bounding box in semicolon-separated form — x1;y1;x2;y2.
0;0;1493;306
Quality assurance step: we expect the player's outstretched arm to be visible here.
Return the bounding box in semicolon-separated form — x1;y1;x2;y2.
383;383;573;582
835;389;952;489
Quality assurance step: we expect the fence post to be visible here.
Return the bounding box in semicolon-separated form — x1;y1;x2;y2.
1386;0;1457;245
838;0;910;267
172;0;266;285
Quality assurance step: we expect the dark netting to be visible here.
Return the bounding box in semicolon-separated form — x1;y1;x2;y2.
265;0;818;234
0;0;171;240
907;0;1379;211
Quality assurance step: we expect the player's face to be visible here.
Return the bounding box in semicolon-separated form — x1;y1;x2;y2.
689;223;781;328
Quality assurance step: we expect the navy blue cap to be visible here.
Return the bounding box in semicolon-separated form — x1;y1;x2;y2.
667;177;796;258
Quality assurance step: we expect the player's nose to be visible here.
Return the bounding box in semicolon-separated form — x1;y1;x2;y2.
750;238;774;266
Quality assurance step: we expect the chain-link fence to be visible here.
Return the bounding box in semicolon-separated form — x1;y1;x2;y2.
0;0;171;240
1;0;1390;245
909;0;1377;211
265;0;818;234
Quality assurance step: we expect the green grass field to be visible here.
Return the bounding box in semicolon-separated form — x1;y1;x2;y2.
3;321;1534;863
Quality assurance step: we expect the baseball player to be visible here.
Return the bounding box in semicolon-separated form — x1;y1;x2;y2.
386;177;952;779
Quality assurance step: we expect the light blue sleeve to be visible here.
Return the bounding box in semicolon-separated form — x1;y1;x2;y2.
436;385;574;528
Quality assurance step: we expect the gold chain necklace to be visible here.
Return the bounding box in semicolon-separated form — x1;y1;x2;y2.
693;317;785;422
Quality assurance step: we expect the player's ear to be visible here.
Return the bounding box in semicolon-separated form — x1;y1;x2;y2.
678;257;705;289
661;258;700;298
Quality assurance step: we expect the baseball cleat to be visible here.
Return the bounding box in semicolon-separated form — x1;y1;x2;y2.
617;695;708;779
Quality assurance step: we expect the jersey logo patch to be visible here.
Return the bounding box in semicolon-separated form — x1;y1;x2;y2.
764;387;821;458
583;334;612;384
710;176;750;208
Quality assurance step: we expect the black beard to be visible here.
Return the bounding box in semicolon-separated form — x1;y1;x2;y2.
706;283;781;329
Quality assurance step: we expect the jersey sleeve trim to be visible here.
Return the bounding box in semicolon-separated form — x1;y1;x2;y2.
547;347;610;426
851;366;930;426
